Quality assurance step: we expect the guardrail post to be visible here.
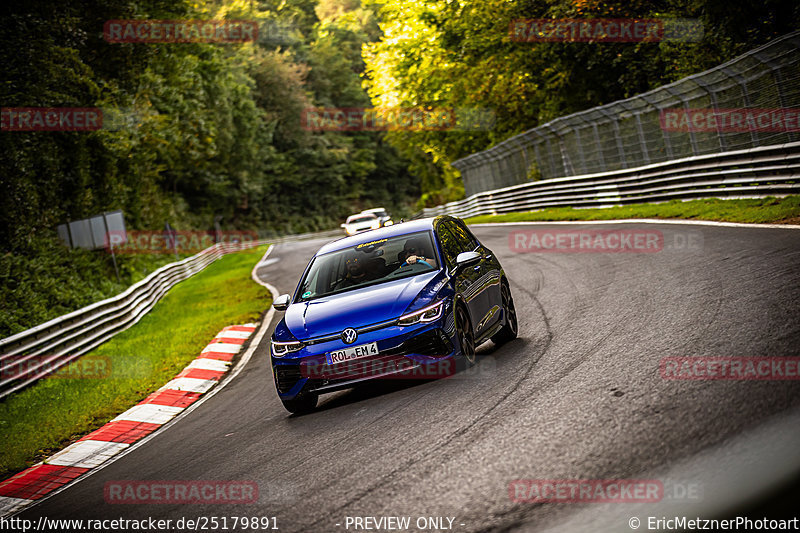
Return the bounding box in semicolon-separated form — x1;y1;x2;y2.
571;115;590;174
511;137;531;181
591;122;606;170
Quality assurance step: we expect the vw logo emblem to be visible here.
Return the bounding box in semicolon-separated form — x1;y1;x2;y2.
341;328;358;344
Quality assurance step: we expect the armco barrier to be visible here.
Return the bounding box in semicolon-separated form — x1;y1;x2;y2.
417;142;800;219
0;240;266;399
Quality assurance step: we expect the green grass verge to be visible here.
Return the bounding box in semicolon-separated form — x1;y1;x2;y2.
0;245;271;479
465;196;800;225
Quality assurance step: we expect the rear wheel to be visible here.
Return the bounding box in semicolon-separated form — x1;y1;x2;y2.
456;305;476;367
491;283;518;345
281;393;318;414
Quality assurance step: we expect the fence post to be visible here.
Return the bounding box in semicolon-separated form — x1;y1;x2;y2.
720;66;760;148
598;108;627;169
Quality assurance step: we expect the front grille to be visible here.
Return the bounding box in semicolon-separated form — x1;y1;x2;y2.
303;318;399;345
274;365;302;393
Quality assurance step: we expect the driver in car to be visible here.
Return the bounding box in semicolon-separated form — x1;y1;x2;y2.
398;239;433;267
335;254;376;290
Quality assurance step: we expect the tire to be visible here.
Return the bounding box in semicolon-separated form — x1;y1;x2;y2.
456;304;476;367
491;282;518;345
281;393;318;414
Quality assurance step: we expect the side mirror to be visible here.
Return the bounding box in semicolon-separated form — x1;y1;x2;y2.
273;294;291;311
340;223;346;228
454;251;481;272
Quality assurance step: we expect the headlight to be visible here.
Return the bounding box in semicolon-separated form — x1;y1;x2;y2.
272;340;304;357
398;300;444;326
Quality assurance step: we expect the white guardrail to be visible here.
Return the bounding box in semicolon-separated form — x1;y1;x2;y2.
417;142;800;219
0;240;268;399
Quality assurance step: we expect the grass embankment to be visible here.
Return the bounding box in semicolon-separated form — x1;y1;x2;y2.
0;245;271;479
465;197;800;225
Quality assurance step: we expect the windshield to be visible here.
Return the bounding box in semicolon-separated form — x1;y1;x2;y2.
347;216;376;224
296;231;439;301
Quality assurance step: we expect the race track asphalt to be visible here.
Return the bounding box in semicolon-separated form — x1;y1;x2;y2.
20;222;800;532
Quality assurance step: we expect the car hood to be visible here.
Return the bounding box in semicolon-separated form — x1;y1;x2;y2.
285;271;439;339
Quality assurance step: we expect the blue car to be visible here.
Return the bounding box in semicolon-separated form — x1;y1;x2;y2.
269;216;517;413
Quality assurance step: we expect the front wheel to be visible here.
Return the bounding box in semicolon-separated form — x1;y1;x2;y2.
491;283;518;345
281;393;318;414
456;305;476;367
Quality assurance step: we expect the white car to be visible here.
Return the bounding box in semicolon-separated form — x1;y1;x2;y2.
360;207;393;227
341;213;380;236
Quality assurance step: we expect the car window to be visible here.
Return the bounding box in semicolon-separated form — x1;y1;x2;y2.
436;224;463;269
454;218;479;248
437;220;478;269
296;230;439;301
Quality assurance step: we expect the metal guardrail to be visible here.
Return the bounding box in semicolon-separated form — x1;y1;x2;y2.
417;141;800;219
0;240;266;399
452;31;800;196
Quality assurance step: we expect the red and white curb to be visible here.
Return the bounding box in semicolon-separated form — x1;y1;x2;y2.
0;324;257;516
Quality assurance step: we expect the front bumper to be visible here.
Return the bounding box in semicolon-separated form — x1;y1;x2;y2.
272;313;459;400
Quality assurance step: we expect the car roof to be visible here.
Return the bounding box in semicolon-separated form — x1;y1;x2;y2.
319;218;438;255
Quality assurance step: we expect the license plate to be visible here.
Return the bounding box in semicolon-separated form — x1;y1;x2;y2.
327;342;379;365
